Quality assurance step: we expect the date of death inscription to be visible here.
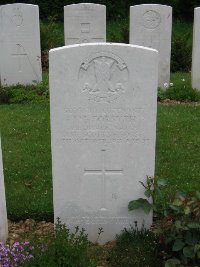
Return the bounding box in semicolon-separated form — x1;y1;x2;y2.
61;107;150;144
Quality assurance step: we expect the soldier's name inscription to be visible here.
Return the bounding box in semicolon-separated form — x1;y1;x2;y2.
61;107;149;144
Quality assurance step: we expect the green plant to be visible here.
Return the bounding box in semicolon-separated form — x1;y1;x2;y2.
0;78;49;104
171;22;192;73
129;178;200;266
40;17;64;51
157;73;200;102
128;176;168;216
23;219;96;267
109;223;162;267
155;191;200;267
165;84;200;102
107;18;129;43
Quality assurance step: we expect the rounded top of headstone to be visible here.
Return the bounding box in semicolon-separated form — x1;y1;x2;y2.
50;43;158;55
131;4;171;8
0;3;38;8
64;3;106;9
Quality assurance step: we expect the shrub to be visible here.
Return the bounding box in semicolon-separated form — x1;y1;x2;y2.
0;78;49;104
129;177;200;267
107;18;129;43
158;75;200;102
171;22;193;73
109;223;162;267
23;219;96;267
40;18;64;51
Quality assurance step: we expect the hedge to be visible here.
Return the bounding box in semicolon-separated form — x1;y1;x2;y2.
0;0;199;21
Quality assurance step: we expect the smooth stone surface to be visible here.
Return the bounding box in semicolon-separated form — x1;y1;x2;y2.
192;7;200;91
64;3;106;45
130;4;172;89
0;3;42;86
0;137;8;242
50;43;158;244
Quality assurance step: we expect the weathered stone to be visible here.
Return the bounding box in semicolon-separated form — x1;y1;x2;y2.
64;3;106;45
50;43;158;244
130;4;172;89
0;3;42;86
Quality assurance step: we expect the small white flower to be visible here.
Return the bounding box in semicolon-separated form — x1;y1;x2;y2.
181;78;185;82
163;82;169;89
170;83;174;87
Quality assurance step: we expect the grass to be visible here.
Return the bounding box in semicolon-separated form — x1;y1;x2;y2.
0;103;53;221
0;97;200;220
158;72;200;101
156;104;200;200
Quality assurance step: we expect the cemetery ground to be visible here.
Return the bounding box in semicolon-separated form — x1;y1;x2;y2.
0;71;200;266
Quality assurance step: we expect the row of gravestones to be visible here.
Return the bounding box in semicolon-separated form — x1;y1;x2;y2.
0;3;199;244
0;42;158;244
0;3;200;90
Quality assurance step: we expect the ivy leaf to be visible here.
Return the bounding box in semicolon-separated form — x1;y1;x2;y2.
183;246;195;258
194;244;200;254
165;258;181;267
184;206;191;215
172;240;185;251
175;220;182;229
188;222;200;229
185;231;194;245
128;198;152;214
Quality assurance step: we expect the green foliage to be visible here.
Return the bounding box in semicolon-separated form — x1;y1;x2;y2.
158;73;200;102
107;19;129;43
40;18;64;51
23;219;96;267
129;178;200;266
128;176;168;216
158;85;200;102
39;19;193;73
109;224;162;267
171;22;192;72
0;76;49;104
155;191;200;266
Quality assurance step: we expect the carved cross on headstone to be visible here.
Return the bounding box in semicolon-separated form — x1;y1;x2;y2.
84;149;123;211
12;44;27;72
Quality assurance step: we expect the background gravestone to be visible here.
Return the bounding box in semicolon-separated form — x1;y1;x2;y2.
64;4;106;45
130;4;172;89
0;137;8;242
50;43;158;244
192;7;200;91
0;3;42;86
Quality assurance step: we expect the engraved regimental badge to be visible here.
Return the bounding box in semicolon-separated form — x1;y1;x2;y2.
143;10;161;29
12;6;23;26
79;52;129;103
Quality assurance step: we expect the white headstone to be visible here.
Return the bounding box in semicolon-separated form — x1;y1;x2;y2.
50;43;158;244
192;7;200;91
0;3;42;86
130;4;172;89
0;137;8;242
64;3;106;45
